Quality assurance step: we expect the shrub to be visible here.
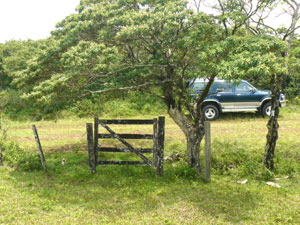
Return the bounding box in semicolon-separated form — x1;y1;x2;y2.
0;140;42;171
209;140;299;179
69;91;166;118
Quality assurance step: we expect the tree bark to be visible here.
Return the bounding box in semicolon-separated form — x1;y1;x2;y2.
264;74;281;170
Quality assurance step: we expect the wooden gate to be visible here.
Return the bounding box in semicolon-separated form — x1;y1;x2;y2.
86;117;165;175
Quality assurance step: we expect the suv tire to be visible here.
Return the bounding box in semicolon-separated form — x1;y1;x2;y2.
202;105;219;120
262;103;272;117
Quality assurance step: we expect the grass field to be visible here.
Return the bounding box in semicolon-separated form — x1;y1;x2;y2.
0;107;300;224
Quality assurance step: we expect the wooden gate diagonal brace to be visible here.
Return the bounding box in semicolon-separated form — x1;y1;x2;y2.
99;123;153;167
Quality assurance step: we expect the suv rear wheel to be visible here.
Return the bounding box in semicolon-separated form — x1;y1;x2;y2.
202;105;219;120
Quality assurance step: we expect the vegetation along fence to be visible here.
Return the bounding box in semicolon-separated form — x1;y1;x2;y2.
86;117;165;175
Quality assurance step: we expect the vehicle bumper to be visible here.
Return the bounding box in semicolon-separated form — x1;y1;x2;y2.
280;100;286;108
280;94;286;107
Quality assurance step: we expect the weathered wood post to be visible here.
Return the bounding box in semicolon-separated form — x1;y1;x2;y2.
32;125;47;171
0;114;3;166
94;117;99;166
204;121;211;180
153;118;158;167
0;147;3;166
157;116;165;175
87;123;96;173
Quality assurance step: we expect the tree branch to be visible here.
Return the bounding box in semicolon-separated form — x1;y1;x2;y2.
217;0;229;36
90;79;173;94
192;0;203;13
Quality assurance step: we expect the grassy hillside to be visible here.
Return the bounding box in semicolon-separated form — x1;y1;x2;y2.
0;107;300;224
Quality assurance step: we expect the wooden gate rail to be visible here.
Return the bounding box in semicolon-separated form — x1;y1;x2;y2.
87;117;165;175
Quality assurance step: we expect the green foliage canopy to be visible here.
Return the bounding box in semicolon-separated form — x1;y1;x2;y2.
1;0;286;122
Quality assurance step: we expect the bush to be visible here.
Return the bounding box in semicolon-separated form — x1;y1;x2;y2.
0;89;50;121
0;140;42;171
211;140;251;175
209;140;299;179
69;91;167;118
291;96;300;106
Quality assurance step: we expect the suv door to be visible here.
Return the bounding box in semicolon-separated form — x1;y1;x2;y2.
234;81;261;111
213;82;235;112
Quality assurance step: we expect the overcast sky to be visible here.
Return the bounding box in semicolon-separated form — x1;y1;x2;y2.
0;0;80;43
0;0;296;44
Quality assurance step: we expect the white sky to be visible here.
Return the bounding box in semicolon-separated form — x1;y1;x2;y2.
0;0;80;43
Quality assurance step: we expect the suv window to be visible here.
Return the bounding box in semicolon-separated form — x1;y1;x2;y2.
191;82;207;92
236;82;252;92
216;82;232;92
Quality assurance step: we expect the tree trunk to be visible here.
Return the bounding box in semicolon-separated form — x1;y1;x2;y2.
162;68;210;176
187;127;204;175
168;107;204;176
264;75;281;170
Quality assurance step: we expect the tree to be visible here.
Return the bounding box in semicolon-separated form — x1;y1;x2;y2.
17;0;282;175
286;38;300;97
0;43;12;90
18;0;219;174
208;0;300;170
0;40;48;117
248;0;300;170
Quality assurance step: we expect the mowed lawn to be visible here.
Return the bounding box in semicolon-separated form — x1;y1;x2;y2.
0;108;300;224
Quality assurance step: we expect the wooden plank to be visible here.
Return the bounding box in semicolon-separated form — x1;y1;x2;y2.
98;119;154;125
87;123;96;173
157;116;165;175
99;123;153;167
98;147;153;153
94;117;99;165
152;118;158;168
32;125;47;172
98;161;147;165
204;121;211;180
98;134;153;139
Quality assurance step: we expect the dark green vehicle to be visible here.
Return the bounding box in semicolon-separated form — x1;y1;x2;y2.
189;79;286;120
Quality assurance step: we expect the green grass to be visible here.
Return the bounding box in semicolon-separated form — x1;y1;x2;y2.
0;106;300;224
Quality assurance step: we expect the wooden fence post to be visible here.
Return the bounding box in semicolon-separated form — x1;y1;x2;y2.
153;118;158;168
32;125;47;171
87;123;96;173
0;114;3;166
157;116;165;175
204;121;211;180
0;147;3;166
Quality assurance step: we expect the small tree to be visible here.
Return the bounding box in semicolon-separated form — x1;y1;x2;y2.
248;0;300;170
203;0;300;170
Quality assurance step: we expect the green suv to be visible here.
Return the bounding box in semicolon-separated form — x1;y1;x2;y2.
189;79;286;120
